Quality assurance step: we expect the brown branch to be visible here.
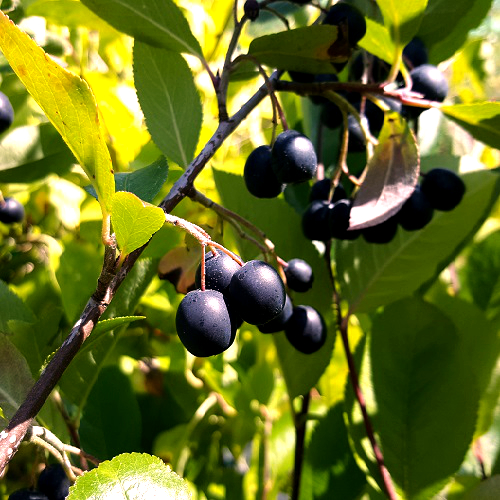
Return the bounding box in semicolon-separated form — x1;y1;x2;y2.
0;70;281;476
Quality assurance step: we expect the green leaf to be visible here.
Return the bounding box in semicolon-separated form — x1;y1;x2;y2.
212;169;335;399
55;241;103;324
0;335;34;427
0;11;115;216
337;164;500;314
349;112;419;230
348;298;479;498
79;366;142;460
463;475;500;500
377;0;428;46
80;0;203;58
417;0;493;64
358;19;395;65
93;316;145;336
134;43;202;168
85;156;169;204
442;102;500;150
0;279;35;333
111;191;165;256
248;25;345;74
300;404;366;500
0;123;75;183
68;452;191;499
60;259;157;413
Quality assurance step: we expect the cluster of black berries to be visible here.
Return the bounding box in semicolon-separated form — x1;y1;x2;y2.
302;168;466;244
9;464;70;500
176;251;326;356
244;129;317;199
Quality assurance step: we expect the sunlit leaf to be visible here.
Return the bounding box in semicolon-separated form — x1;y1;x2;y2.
80;0;203;58
134;43;202;168
0;280;35;333
349;112;419;230
0;11;115;215
442;102;500;150
68;452;191;499
111;191;165;257
377;0;428;46
358;19;395;65
248;25;345;74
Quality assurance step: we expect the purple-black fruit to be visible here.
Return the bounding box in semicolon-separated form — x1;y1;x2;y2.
397;185;434;231
323;2;366;47
302;200;332;241
362;216;399;244
403;37;428;69
420;168;465;211
258;294;293;333
0;91;14;134
271;130;317;184
244;0;260;21
285;305;327;354
195;250;241;295
244;145;284;198
284;258;314;293
229;260;286;325
0;197;24;224
329;198;360;240
37;464;70;500
8;490;49;500
176;289;238;357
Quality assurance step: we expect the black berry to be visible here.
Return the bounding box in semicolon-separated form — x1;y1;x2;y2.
362;216;399;244
309;179;346;203
37;464;70;500
420;168;466;211
244;145;284;198
284;258;314;293
176;289;238;357
258;294;293;333
8;490;49;500
329;198;360;240
302;200;332;241
320;99;344;130
323;2;366;48
0;197;25;224
310;73;338;106
285;305;327;354
195;250;241;295
403;37;428;69
0;91;14;134
397;185;434;231
229;260;286;325
346;115;366;153
244;0;260;21
271;130;317;184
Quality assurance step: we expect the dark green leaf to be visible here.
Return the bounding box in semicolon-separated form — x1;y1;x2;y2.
68;452;191;499
79;366;142;460
85;156;168;204
350;112;419;229
442;102;500;150
80;0;203;58
134;43;202;168
0;123;75;183
0;279;35;333
462;475;500;500
300;404;366;500
248;25;345;74
337;164;500;314
417;0;494;64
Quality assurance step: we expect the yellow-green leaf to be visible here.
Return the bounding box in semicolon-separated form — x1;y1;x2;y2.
0;11;115;215
111;192;165;256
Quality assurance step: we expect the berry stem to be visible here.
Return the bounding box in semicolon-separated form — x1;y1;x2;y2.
200;245;206;291
324;241;398;500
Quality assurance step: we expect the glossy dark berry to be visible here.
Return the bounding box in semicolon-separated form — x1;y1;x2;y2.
302;200;332;241
420;168;466;211
403;64;448;119
346;115;366;153
403;38;428;69
329;198;360;240
195;250;241;295
284;258;314;292
320;100;344;130
8;490;49;500
0;91;14;134
285;305;327;354
229;260;286;325
244;0;260;21
397;185;434;231
362;216;399;244
37;464;70;500
271;130;317;184
258;294;293;333
176;289;238;357
309;179;347;203
244;145;284;198
0;197;25;224
323;2;366;47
